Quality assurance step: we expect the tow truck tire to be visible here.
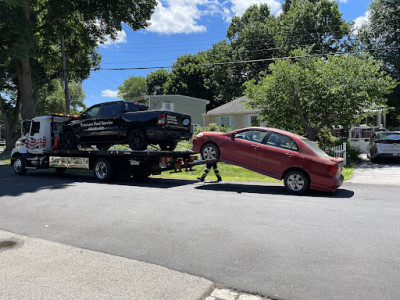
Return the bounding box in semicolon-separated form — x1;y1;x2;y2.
62;130;78;150
159;140;178;151
93;158;114;182
284;170;309;194
200;143;220;160
128;129;148;151
13;155;27;175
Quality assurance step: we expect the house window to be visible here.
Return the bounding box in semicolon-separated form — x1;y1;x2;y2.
245;114;260;127
162;102;174;111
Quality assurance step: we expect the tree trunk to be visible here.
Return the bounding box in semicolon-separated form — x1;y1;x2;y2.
0;98;21;152
17;58;36;120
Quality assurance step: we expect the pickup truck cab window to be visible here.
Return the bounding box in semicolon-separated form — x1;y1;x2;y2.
31;121;40;135
100;102;121;117
84;105;101;118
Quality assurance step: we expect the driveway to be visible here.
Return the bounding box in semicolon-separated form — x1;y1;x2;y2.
347;154;400;185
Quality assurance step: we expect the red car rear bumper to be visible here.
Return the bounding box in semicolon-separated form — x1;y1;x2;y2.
310;174;344;193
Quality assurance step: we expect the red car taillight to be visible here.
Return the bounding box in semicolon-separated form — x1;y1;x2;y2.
328;164;340;177
158;113;166;125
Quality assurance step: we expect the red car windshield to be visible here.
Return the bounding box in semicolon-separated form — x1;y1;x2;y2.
302;139;330;158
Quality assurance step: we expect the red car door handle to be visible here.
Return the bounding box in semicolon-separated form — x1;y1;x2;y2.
252;145;259;149
285;152;293;157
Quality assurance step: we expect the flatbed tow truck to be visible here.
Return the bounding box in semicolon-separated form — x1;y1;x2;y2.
11;114;198;181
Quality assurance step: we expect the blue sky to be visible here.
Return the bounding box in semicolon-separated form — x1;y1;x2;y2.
82;0;372;108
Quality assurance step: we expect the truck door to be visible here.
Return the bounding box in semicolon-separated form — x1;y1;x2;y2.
95;102;122;141
77;105;102;141
27;120;43;154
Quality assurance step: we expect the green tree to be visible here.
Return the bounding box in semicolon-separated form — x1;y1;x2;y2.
0;0;157;120
245;49;397;140
146;69;170;95
227;4;278;84
278;0;350;55
118;76;147;100
358;0;400;127
36;80;86;115
165;53;214;102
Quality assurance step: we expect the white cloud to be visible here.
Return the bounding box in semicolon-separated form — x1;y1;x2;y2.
147;0;208;34
101;90;119;98
353;11;370;33
338;0;348;3
146;0;283;34
228;0;282;17
100;30;127;47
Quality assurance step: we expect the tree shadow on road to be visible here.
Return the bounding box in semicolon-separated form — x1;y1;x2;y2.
0;165;198;197
195;182;354;198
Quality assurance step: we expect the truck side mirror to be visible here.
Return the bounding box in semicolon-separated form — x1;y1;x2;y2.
80;113;87;119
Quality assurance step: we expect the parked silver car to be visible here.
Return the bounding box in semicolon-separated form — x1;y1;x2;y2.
367;131;400;162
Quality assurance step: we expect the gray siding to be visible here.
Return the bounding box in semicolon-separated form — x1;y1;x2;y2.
148;95;207;126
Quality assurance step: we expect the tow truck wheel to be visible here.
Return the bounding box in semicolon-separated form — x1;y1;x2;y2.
284;170;309;194
13;155;27;175
93;158;114;182
62;130;78;150
128;129;148;151
159;140;178;151
200;143;220;160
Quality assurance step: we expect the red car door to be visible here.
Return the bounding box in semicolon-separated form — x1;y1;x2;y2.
256;132;301;179
222;129;268;169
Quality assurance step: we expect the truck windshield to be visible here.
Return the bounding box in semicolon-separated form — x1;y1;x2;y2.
22;120;31;135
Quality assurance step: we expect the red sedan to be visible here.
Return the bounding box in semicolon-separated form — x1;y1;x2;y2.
192;127;344;193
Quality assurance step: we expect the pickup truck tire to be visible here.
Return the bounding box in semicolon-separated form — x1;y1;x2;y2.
200;143;220;160
13;155;27;175
159;140;178;151
128;129;148;151
62;130;78;150
93;158;114;182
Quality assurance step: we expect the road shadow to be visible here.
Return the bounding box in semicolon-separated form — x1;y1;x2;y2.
0;165;198;197
195;182;354;198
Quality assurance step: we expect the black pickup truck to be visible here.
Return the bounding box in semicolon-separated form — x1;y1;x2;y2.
61;101;192;151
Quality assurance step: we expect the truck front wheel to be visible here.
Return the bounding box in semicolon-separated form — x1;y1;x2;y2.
93;158;114;182
13;155;27;175
128;129;148;151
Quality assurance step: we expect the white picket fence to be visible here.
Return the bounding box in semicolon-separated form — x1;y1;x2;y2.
327;142;347;166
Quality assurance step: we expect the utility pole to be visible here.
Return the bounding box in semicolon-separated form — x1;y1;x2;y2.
61;35;71;115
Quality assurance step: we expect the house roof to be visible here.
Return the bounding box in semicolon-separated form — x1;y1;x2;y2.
206;96;260;115
133;95;210;104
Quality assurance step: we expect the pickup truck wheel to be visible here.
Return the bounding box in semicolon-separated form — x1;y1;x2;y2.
284;170;309;194
128;129;148;151
62;130;78;150
159;140;178;151
200;143;220;160
13;155;27;175
93;158;114;182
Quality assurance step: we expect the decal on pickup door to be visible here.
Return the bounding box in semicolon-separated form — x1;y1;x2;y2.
80;120;114;131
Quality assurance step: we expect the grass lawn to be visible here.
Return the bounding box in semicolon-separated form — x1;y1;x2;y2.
155;162;354;182
0;149;11;165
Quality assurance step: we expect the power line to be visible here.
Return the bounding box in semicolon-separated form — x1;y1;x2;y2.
93;46;400;71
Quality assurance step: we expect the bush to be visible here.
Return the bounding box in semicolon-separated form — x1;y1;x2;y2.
317;129;360;165
194;123;231;135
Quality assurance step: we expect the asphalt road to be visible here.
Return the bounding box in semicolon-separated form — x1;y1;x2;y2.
1;164;400;300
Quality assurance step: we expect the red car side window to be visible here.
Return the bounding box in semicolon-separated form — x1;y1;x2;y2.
264;132;298;151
